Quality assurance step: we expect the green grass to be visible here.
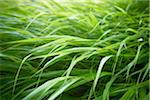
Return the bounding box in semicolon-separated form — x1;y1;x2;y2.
0;0;149;100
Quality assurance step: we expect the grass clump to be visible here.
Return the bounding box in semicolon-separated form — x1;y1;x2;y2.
0;0;149;100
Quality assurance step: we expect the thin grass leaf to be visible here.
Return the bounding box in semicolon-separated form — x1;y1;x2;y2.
88;56;112;100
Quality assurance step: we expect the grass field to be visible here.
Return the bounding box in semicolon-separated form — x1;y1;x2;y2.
0;0;149;100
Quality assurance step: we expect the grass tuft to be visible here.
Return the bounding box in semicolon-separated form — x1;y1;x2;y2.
0;0;149;99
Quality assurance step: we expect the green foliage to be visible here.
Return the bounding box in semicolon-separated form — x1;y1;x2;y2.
0;0;149;100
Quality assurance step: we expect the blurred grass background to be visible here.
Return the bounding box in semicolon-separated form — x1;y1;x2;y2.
0;0;149;100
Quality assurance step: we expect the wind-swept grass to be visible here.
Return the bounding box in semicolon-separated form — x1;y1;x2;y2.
0;0;149;100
